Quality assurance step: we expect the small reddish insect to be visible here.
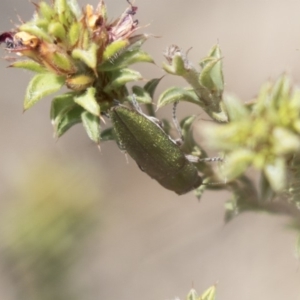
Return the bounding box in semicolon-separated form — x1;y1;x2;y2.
0;31;39;51
0;32;15;49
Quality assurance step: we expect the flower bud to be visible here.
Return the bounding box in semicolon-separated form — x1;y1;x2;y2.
66;73;95;91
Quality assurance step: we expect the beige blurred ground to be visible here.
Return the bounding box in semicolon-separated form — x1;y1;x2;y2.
0;0;300;299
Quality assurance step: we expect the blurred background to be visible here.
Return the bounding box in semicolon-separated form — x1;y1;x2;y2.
0;0;300;299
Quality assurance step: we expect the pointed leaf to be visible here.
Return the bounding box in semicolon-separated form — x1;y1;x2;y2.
208;44;222;59
259;172;274;202
128;34;150;50
54;0;68;14
200;57;215;69
180;116;196;138
50;92;76;122
9;60;46;73
100;127;115;141
194;184;206;200
81;111;100;144
157;87;200;109
199;58;223;93
224;94;250;121
272;127;300;155
144;77;163;98
74;87;100;116
102;39;129;62
67;0;82;19
48;21;67;41
99;49;154;71
180;116;198;153
131;86;152;104
68;22;81;47
38;1;55;20
55;105;84;137
186;289;198;300
104;68;142;92
24;73;65;110
163;53;186;75
51;50;77;74
50;92;83;137
72;43;98;70
264;158;286;192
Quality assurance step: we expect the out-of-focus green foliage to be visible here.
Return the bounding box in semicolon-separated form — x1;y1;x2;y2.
0;158;101;300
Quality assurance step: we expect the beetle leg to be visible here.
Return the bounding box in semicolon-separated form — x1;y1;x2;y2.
199;157;224;162
130;93;143;114
172;101;184;145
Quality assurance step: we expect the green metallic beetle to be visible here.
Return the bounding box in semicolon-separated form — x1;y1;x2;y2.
109;103;203;195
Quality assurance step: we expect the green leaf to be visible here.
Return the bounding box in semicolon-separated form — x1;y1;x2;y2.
104;68;142;92
259;171;274;202
72;43;98;70
19;24;52;43
272;127;300;155
100;127;115;141
50;92;76;122
223;94;250;121
24;73;65;110
131;86;152;104
157;87;200;109
99;49;154;71
264;158;286;192
144;77;163;98
51;92;85;137
81;111;100;144
186;289;198;300
9;60;46;73
67;0;82;19
51;94;83;137
199;58;223;93
48;21;67;41
180;115;198;153
38;2;55;20
51;50;77;74
163;53;186;75
55;105;84;137
128;34;150;50
102;39;129;62
271;75;291;108
74;87;100;116
68;22;81;47
54;0;68;14
194;184;206;200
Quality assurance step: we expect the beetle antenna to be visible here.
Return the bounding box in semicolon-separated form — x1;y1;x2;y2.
131;94;143;114
186;155;224;163
172;101;183;141
198;157;223;162
201;180;227;187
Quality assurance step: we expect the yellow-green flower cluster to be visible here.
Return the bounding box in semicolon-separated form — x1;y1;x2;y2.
0;0;154;143
204;75;300;192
